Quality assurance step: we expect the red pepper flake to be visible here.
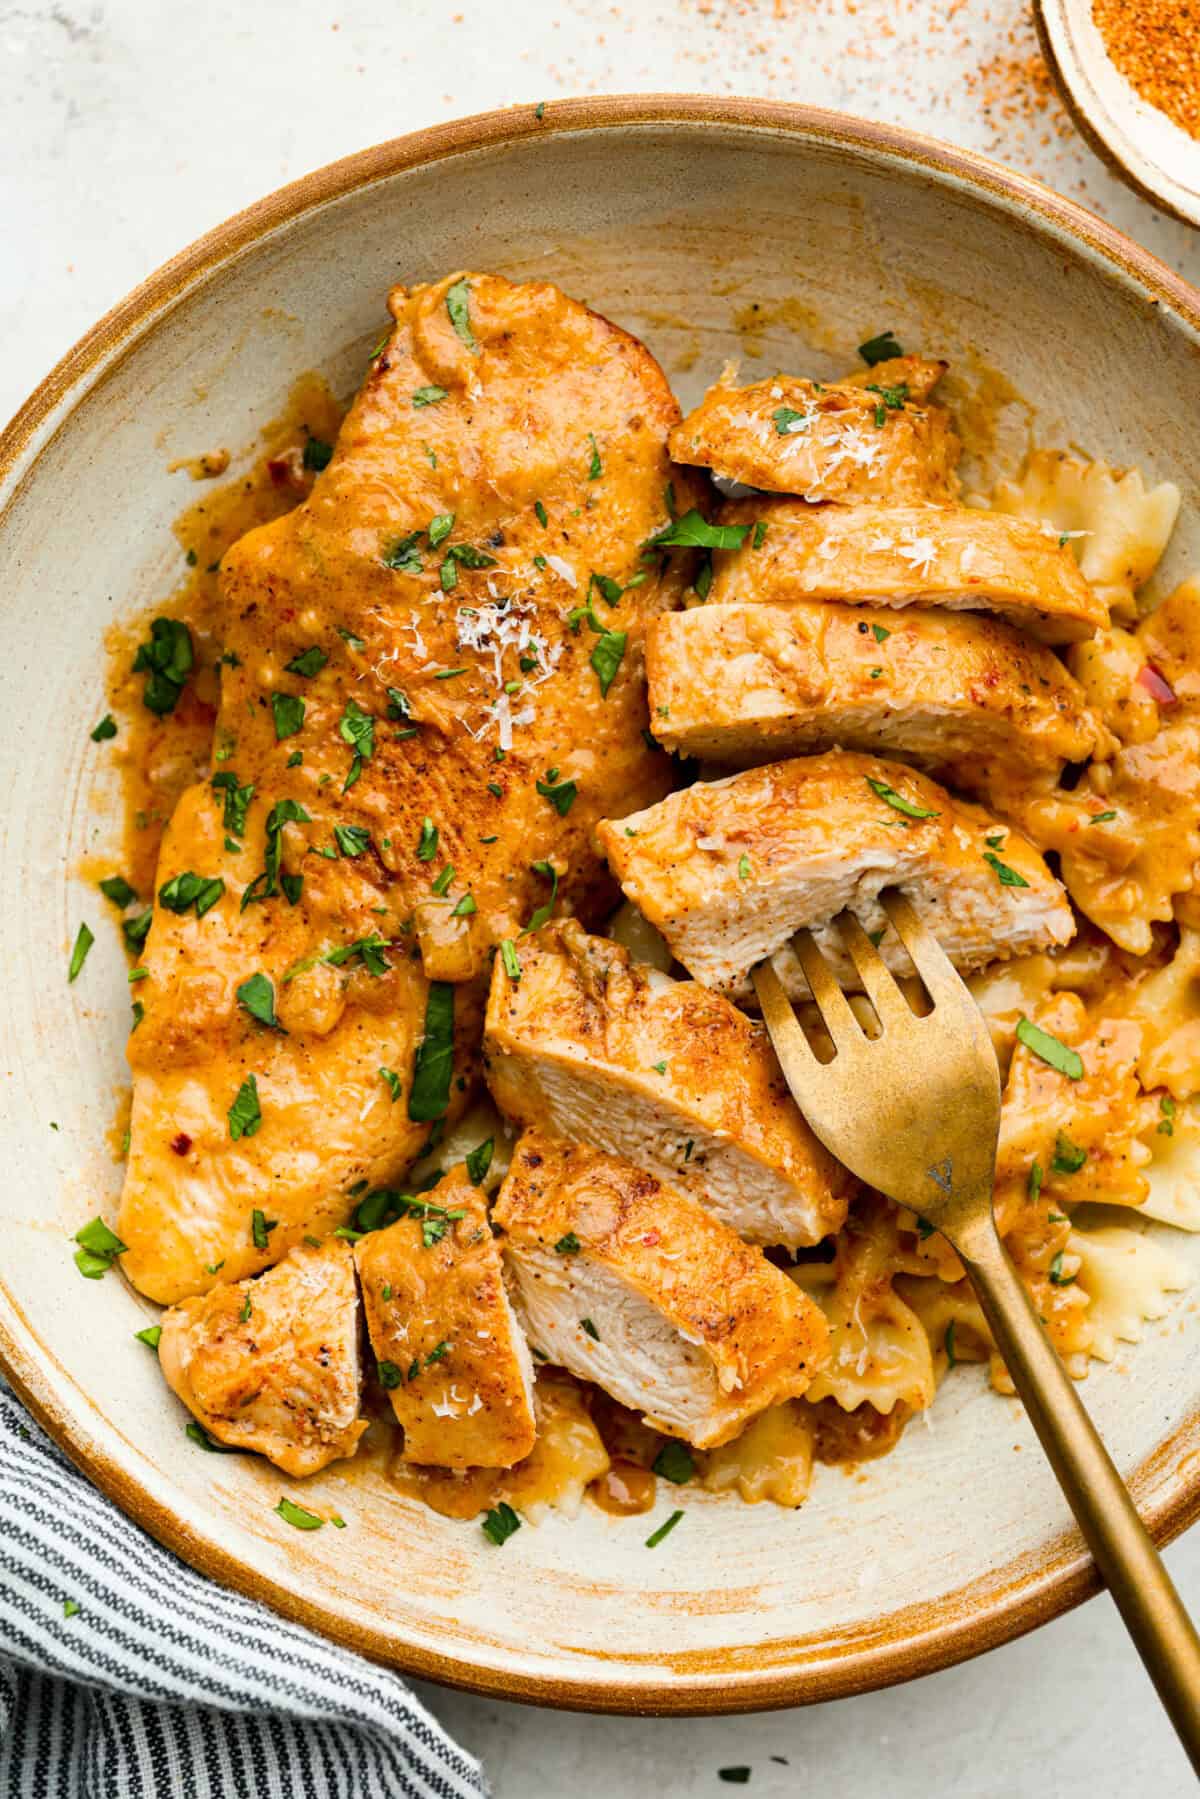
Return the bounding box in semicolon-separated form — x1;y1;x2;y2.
170;1132;193;1156
641;1230;661;1247
1137;662;1178;706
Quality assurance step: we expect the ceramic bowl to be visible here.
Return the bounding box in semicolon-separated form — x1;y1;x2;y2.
2;97;1199;1715
1036;0;1200;226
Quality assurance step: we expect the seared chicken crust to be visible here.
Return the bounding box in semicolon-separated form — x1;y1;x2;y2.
494;1131;829;1448
598;750;1074;995
120;270;697;1303
355;1166;536;1469
668;366;960;504
646;598;1105;785
157;1239;366;1476
709;499;1107;643
484;920;852;1245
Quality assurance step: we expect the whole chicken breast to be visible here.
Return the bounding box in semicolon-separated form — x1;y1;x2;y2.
667;365;960;504
484;920;853;1246
157;1238;366;1476
355;1165;536;1469
119;270;699;1303
597;750;1074;996
708;499;1107;643
645;599;1106;785
494;1130;829;1449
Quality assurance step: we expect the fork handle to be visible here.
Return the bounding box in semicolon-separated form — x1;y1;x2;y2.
962;1231;1200;1770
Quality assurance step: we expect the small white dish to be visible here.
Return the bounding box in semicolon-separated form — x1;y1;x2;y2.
1037;0;1200;225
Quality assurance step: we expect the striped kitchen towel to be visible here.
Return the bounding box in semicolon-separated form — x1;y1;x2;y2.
0;1384;488;1797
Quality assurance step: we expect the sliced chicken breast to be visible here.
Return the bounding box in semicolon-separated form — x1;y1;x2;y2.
354;1165;536;1468
708;499;1107;643
667;368;960;504
645;598;1104;785
494;1130;829;1449
597;750;1074;996
484;920;852;1246
157;1239;366;1476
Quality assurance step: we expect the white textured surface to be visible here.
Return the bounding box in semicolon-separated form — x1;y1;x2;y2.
1;2;1197;1794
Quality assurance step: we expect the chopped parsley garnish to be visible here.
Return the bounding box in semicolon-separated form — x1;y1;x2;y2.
425;1340;450;1365
408;982;455;1121
186;1421;237;1453
236;972;280;1030
858;329;903;365
590;630;627;697
158;871;225;917
133;617;193;715
738;853;751;880
1028;1159;1044;1204
586;433;603;479
285;646;327;677
482;1502;521;1547
239;1293;252;1324
90;714;117;742
866;381;909;421
872;623;891;642
386;687;412;720
465;1137;494;1185
645;1510;684;1548
377;1360;403;1389
445;277;476;352
271;693;306;741
536;772;577;816
123;907;153;950
653;1441;694;1484
324;935;390;975
439;542;497;592
135;1324;162;1350
1015;1015;1084;1080
229;1076;263;1142
379;1066;402;1103
773;405;809;435
251;1207;277;1250
302;437;333;471
1048;1251;1076;1287
865;777;937;820
694;554;714;600
1158;1094;1177;1137
555;1232;581;1255
212;771;254;838
275;1497;324;1531
983;851;1029;888
428;511;455;548
1052;1133;1087;1174
500;939;522;982
412;385;447;407
534;499;548;527
67;923;94;984
431;864;454;896
73;1216;127;1279
524;859;559;932
1090;810;1118;824
382;530;423;573
334;823;372;858
580;1318;600;1340
717;1770;750;1786
451;893;476;917
646;509;749;552
944;1320;958;1368
752;519;768;550
417;817;439;861
589;571;623;606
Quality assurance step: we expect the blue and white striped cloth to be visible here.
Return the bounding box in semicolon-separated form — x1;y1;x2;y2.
0;1385;488;1797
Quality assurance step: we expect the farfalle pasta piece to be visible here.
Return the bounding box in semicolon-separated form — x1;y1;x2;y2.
1128;926;1200;1102
1140;1099;1200;1231
695;1401;815;1508
990;449;1180;623
1069;1225;1191;1363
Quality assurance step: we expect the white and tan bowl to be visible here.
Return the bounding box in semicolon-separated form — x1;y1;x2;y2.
1;98;1199;1714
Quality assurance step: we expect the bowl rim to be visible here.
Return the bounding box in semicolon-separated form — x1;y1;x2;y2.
2;93;1200;1716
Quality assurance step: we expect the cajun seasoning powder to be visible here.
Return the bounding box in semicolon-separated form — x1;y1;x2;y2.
1093;0;1200;139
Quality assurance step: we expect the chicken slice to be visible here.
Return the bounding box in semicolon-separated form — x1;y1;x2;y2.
667;367;960;503
494;1130;828;1449
157;1239;366;1476
645;599;1106;786
354;1165;536;1469
120;269;700;1304
708;499;1106;643
597;750;1074;996
484;920;852;1246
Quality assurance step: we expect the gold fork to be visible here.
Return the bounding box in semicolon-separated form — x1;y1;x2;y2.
753;890;1200;1767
